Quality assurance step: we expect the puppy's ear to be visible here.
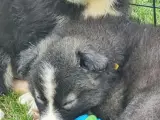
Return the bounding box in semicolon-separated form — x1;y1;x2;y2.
77;49;108;71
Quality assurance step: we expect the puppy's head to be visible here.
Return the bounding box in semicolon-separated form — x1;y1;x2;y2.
66;0;120;18
29;37;119;120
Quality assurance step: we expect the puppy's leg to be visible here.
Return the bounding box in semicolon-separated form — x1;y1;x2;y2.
91;83;124;120
0;49;12;95
12;80;39;119
12;79;29;94
119;93;160;120
17;88;39;119
19;92;39;116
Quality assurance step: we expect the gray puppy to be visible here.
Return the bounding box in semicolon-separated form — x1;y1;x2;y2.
62;2;160;120
38;0;160;119
2;0;160;120
21;13;160;120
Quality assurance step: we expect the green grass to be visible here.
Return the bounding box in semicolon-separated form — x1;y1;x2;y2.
131;0;160;25
0;1;160;120
0;92;32;120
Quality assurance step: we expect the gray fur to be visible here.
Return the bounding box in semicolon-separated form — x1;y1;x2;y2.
17;2;160;119
1;0;160;119
0;49;12;94
40;5;160;120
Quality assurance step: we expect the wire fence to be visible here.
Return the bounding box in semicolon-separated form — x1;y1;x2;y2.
130;0;160;26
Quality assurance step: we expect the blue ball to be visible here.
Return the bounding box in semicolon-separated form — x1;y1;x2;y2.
75;114;88;120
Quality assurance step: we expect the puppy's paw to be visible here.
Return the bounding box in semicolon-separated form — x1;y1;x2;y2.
18;92;39;117
19;92;34;105
32;109;40;120
0;109;4;120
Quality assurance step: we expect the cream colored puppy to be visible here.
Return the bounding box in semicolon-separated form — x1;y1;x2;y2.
67;0;119;18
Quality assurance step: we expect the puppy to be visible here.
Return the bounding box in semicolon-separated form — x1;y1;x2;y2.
63;1;160;120
4;0;159;120
0;0;130;119
0;0;80;117
23;1;160;120
0;0;119;95
17;1;131;119
0;0;120;119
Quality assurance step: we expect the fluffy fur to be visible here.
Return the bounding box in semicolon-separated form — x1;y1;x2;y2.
60;1;160;120
0;0;120;119
0;0;119;93
22;0;160;119
1;0;160;120
67;0;119;18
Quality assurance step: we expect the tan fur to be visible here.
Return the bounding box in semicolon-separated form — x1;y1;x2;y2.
83;0;119;18
66;0;119;18
33;109;40;120
12;79;29;94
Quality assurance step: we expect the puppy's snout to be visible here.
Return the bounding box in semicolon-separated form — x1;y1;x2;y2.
62;93;77;110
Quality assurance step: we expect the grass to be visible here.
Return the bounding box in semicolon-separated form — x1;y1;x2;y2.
0;0;160;120
0;92;32;120
131;0;160;25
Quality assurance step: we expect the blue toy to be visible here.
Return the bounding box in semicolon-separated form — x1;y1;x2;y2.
75;114;101;120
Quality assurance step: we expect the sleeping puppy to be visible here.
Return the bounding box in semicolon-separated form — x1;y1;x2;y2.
18;35;121;120
0;0;120;96
0;0;119;95
3;0;160;120
0;0;129;119
20;1;160;120
17;1;132;119
0;0;121;118
92;29;160;120
63;1;160;120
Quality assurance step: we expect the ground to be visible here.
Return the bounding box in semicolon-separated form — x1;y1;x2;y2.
0;0;160;120
0;92;32;120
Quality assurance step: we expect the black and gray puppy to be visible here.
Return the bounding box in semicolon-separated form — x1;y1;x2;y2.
0;0;119;95
18;34;121;120
62;2;160;120
0;0;121;119
1;0;160;120
0;0;82;95
17;0;132;119
23;1;160;120
0;0;124;119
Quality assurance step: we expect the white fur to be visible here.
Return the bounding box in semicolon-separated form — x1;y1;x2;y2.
19;92;38;116
40;62;62;120
40;62;56;101
4;63;13;89
0;109;4;120
40;105;62;120
66;0;87;5
19;92;34;105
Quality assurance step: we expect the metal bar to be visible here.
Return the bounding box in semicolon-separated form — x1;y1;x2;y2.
153;0;157;26
130;3;160;9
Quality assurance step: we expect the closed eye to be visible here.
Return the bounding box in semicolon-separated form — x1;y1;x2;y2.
62;93;77;110
63;99;77;110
